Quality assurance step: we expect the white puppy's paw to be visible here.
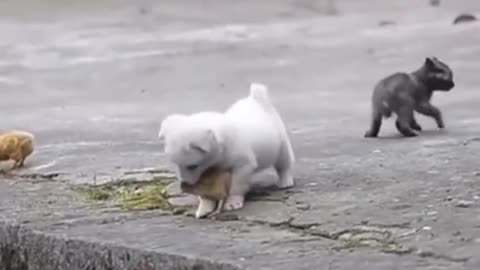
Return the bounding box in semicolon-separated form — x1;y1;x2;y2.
277;172;295;189
195;196;217;219
223;195;245;211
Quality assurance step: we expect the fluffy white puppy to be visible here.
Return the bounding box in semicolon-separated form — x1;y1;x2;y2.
158;82;295;214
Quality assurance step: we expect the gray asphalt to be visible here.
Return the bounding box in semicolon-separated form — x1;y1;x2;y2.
1;0;480;269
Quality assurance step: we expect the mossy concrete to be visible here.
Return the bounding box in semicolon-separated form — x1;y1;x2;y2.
75;176;174;211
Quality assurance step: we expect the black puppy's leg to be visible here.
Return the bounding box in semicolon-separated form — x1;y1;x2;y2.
410;114;422;131
364;109;383;138
395;106;418;137
415;102;444;129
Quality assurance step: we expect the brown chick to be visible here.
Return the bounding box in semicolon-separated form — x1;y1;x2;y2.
180;167;232;216
0;130;34;169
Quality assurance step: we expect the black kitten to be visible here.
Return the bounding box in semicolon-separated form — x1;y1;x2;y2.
365;57;455;138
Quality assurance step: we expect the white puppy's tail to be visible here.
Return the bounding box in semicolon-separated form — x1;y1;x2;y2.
249;82;272;106
250;82;295;163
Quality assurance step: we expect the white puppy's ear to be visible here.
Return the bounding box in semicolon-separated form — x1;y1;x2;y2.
189;129;216;154
158;114;187;140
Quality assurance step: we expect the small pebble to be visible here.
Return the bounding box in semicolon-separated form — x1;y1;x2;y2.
172;208;188;215
378;20;396;27
417;249;435;257
453;13;477;25
390;204;412;210
454;200;474;208
133;188;144;195
185;212;197;218
429;0;440;7
450;175;462;182
460;237;471;242
139;7;148;14
296;203;311;211
213;213;240;221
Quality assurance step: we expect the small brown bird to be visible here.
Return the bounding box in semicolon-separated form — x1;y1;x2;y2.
180;167;232;216
0;130;35;169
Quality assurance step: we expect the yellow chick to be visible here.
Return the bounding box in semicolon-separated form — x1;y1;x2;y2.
180;168;232;216
0;130;34;169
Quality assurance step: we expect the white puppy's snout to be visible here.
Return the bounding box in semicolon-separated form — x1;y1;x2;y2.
179;176;196;185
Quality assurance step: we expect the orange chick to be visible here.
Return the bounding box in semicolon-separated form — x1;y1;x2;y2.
0;130;34;169
180;168;232;216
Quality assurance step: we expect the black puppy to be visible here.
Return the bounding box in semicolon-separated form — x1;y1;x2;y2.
365;57;455;138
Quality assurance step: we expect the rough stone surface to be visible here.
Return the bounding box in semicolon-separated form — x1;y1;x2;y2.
1;0;480;269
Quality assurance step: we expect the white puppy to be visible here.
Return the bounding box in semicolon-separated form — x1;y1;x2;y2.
158;82;295;215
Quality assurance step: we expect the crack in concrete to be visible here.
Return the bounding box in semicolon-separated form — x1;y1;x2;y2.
416;250;470;263
463;137;480;146
4;172;64;183
235;216;471;263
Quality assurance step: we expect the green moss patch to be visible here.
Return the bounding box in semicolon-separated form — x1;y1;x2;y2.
75;176;175;211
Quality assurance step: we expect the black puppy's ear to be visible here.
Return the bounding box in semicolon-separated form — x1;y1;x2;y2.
425;57;435;67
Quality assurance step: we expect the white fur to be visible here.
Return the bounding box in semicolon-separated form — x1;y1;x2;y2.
195;196;217;219
158;114;188;139
159;82;295;215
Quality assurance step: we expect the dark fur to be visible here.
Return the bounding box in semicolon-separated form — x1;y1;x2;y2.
365;57;455;138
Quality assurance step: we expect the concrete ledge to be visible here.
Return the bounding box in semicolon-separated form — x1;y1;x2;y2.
0;221;242;270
